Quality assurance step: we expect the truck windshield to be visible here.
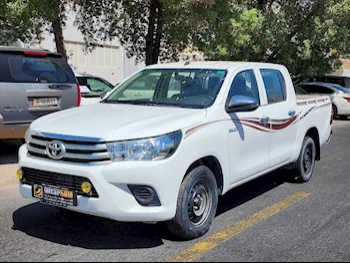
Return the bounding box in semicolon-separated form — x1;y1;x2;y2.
104;68;227;109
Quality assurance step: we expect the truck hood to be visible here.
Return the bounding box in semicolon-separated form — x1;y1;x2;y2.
31;103;207;141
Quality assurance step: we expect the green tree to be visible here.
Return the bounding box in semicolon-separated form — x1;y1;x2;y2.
201;0;350;78
73;0;229;65
0;1;42;45
28;0;70;59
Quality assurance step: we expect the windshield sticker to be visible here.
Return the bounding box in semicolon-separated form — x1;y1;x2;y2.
217;71;225;75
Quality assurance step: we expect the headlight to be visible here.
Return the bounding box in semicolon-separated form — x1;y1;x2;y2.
25;127;31;144
107;130;183;162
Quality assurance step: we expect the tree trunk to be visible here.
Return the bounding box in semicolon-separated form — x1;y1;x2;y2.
145;0;163;66
145;0;157;66
152;1;163;65
52;19;67;60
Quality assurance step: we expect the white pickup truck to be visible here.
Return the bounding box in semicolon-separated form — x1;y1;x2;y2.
18;62;333;240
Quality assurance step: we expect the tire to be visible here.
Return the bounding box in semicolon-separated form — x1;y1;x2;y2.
167;166;219;240
292;136;317;183
332;105;338;119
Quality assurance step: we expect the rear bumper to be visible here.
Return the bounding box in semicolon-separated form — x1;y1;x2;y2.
0;118;30;139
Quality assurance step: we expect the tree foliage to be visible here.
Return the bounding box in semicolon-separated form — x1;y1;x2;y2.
200;0;350;77
27;0;70;59
1;0;349;77
73;0;227;65
0;0;42;45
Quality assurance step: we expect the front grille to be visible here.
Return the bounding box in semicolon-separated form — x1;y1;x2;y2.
22;167;99;198
27;133;111;164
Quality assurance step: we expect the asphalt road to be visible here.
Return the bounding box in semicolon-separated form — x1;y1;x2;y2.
1;120;350;262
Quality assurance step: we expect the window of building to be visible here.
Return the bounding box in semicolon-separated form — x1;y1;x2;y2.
65;41;120;69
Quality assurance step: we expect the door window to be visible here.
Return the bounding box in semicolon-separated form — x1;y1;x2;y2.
260;69;286;104
228;70;260;103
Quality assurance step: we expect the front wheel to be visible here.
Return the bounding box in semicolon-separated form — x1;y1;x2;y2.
292;136;317;183
167;166;218;240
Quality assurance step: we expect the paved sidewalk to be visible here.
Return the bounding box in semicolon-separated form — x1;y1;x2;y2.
0;164;18;188
0;140;21;188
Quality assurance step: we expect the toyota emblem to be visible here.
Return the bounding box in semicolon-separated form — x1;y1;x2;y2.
46;141;66;160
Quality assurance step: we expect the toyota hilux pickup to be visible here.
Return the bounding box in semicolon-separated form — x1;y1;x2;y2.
18;62;333;240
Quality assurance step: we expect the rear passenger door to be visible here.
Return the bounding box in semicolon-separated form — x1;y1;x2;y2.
0;50;78;125
259;69;299;168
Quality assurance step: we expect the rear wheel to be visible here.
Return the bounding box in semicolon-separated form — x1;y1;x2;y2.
332;105;338;119
167;166;218;240
292;136;317;183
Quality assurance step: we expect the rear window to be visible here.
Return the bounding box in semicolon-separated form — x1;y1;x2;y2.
260;69;286;104
0;53;76;84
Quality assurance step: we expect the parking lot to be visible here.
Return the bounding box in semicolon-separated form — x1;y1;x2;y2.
0;120;350;262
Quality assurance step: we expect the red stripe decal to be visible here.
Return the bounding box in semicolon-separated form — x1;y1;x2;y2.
185;103;330;138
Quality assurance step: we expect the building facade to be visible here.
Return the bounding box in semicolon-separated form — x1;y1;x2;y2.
331;59;350;77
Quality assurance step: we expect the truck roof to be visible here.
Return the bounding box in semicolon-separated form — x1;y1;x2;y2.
146;61;285;71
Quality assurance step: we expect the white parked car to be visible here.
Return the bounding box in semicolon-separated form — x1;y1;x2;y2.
75;73;115;105
297;82;350;120
18;62;333;240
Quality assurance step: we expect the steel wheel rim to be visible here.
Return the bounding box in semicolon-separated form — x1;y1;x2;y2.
188;178;213;227
303;144;314;175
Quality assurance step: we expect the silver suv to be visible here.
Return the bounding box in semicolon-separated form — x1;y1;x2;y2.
0;47;80;139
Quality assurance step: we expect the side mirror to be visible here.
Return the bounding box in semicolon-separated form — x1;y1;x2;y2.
226;95;259;113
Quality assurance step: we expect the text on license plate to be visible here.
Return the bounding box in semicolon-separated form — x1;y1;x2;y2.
32;184;77;207
32;98;58;107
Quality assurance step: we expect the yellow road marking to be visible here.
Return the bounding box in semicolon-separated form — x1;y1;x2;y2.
167;192;311;262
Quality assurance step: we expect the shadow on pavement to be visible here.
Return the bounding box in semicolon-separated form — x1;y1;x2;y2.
12;203;165;249
216;169;288;216
0;140;22;165
12;170;293;247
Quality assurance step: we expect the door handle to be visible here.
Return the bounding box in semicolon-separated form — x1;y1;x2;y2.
289;110;296;117
260;116;270;125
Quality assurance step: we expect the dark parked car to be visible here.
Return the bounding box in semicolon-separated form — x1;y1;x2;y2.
301;76;350;89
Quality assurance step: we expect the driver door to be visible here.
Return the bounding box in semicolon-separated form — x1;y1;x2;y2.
225;69;270;185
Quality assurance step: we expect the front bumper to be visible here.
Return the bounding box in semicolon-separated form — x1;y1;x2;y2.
18;145;187;222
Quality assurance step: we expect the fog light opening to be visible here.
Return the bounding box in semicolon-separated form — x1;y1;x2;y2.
128;185;161;207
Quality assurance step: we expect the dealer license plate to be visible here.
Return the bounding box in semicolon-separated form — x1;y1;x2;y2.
32;184;77;208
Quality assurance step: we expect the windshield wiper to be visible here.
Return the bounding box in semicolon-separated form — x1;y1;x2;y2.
103;99;157;105
102;99;205;109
